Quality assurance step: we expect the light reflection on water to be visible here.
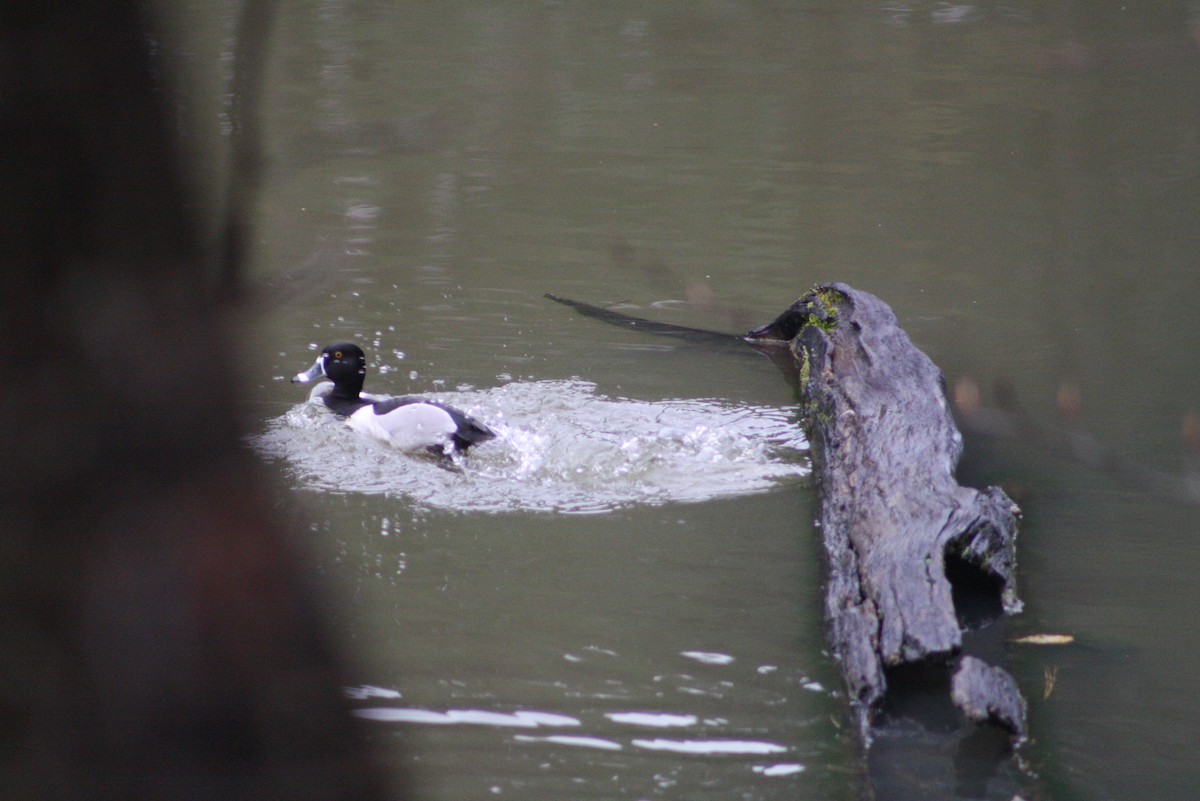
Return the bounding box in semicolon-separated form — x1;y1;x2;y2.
367;646;836;798
250;378;808;513
344;657;827;786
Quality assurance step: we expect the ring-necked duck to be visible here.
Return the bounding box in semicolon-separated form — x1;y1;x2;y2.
292;342;495;454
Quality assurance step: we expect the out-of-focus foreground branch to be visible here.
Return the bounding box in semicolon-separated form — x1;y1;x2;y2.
0;4;397;799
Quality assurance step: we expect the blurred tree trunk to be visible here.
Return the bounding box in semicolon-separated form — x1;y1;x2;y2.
0;3;397;799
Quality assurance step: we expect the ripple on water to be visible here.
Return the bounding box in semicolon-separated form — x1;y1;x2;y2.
251;379;808;513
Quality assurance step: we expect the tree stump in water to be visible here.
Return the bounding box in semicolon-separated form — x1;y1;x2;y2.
748;283;1026;738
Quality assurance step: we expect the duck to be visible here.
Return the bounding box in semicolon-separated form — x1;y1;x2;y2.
292;342;495;454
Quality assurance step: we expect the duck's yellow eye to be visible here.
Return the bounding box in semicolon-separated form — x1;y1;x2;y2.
333;351;343;359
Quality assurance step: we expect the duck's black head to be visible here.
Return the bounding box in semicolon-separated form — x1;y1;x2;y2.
293;342;368;399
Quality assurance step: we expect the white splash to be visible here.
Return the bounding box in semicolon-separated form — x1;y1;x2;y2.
251;379;808;513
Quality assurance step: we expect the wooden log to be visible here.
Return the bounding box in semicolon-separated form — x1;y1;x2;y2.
952;657;1027;734
748;284;1026;738
543;288;1028;739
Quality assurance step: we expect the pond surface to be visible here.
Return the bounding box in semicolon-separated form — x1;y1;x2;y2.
170;2;1200;798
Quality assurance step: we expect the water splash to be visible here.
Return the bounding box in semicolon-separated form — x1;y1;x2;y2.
251;379;808;513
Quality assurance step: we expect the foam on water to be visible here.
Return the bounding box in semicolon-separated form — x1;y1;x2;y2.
251;379;808;513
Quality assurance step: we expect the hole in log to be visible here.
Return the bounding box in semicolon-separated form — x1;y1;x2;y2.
877;662;958;731
944;551;1005;631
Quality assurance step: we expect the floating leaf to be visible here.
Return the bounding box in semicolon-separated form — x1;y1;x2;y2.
1043;665;1058;700
1012;634;1074;646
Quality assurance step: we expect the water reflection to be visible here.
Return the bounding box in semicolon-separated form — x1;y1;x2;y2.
251;378;808;512
514;735;622;751
335;637;833;798
349;695;801;767
354;708;580;727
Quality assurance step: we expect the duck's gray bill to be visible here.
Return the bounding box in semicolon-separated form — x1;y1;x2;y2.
292;357;325;383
